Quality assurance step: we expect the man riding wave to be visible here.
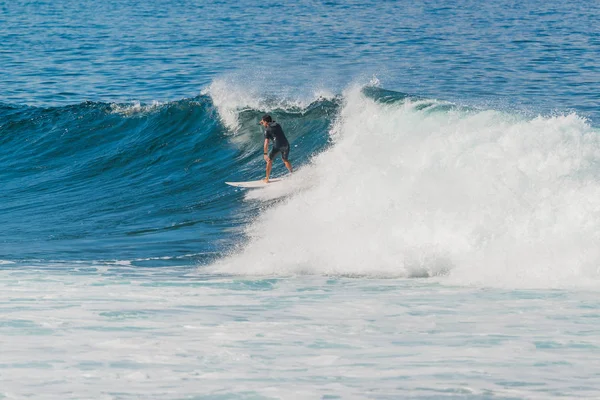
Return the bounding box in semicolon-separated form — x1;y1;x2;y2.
259;114;293;183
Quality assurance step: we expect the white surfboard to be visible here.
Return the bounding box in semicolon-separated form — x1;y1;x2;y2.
225;178;283;188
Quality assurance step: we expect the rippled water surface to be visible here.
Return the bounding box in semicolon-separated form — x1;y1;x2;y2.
2;1;599;119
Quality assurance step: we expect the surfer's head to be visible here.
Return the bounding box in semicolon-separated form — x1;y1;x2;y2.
259;114;273;126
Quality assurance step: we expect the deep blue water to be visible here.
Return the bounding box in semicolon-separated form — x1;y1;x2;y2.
1;0;599;266
0;96;335;264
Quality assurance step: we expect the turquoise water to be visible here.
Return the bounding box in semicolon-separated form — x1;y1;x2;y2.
1;0;600;398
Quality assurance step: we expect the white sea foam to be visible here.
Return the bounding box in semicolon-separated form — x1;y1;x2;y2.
110;100;164;116
213;86;600;289
203;77;337;133
2;269;600;399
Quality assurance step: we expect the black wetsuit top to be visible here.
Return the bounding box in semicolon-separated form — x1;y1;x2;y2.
264;122;289;149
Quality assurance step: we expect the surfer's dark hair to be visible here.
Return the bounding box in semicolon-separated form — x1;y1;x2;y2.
261;114;273;123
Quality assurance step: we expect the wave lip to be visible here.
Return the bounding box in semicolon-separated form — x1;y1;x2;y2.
202;78;339;133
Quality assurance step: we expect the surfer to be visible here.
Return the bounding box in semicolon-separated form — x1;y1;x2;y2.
259;114;293;183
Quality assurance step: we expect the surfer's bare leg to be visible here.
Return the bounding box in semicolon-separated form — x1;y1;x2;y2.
283;159;293;174
264;158;273;183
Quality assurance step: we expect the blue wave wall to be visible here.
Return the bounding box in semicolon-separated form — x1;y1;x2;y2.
0;95;338;266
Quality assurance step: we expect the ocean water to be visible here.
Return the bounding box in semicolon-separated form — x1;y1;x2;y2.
1;0;600;398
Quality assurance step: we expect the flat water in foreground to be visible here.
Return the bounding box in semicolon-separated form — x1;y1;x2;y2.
1;267;598;399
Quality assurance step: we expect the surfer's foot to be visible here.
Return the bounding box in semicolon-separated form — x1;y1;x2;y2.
263;177;269;183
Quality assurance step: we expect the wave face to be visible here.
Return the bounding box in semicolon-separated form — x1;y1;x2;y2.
0;95;337;265
212;85;600;289
2;82;599;288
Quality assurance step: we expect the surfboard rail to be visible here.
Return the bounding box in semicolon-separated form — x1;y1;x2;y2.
225;178;283;188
